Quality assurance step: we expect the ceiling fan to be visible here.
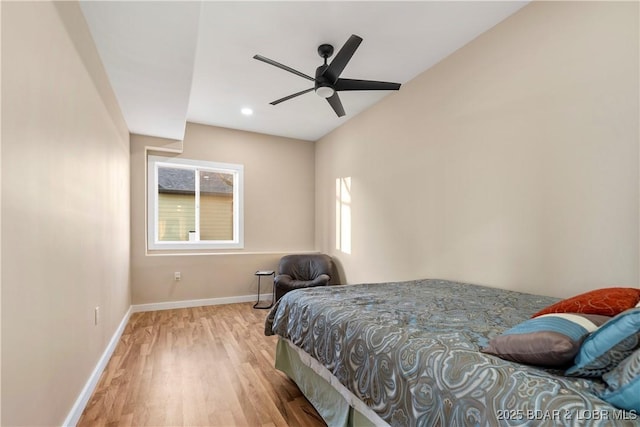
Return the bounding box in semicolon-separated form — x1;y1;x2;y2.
253;34;401;118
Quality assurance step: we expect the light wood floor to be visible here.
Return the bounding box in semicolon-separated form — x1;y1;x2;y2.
78;303;326;427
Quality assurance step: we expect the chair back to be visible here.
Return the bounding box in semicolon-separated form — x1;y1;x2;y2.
278;254;332;281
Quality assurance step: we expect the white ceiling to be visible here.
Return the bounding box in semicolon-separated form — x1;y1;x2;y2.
80;1;528;142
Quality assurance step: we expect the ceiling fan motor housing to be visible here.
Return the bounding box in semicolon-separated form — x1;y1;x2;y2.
315;65;335;98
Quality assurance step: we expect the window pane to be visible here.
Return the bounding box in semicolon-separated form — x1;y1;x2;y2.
199;170;234;240
157;167;195;241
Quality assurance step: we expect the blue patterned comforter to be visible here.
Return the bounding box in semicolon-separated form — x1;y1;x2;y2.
267;279;640;426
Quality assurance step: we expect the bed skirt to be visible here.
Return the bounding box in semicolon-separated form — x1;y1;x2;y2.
275;337;388;427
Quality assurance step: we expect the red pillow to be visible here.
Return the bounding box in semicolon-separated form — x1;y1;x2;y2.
532;287;640;318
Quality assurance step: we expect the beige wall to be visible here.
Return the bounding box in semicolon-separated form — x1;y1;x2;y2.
0;2;3;424
316;1;639;298
131;123;315;304
1;2;130;425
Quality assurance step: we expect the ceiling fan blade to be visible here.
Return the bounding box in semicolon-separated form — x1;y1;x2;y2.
335;78;401;92
253;54;315;82
270;88;314;105
326;93;345;117
323;34;363;84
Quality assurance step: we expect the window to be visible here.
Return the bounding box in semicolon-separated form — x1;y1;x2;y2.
147;155;244;250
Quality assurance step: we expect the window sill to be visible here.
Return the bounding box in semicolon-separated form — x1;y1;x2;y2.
144;249;319;257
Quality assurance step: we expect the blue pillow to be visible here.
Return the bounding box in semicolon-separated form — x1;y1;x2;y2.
599;348;640;412
566;308;640;377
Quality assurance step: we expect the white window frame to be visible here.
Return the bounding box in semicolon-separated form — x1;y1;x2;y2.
147;155;244;250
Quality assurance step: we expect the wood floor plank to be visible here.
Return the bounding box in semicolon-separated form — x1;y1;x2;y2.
78;302;326;426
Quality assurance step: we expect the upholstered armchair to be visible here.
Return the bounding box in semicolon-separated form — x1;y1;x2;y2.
274;254;332;301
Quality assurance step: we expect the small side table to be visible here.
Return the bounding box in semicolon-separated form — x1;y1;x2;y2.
253;270;275;309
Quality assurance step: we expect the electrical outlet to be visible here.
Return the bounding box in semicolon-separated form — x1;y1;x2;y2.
174;272;181;281
94;306;100;325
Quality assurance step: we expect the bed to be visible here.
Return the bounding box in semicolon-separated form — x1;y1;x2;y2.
265;279;640;426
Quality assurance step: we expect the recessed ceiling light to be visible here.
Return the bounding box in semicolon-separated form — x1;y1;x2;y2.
241;107;253;116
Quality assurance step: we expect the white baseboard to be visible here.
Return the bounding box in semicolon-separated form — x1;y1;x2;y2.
131;294;262;312
63;306;132;427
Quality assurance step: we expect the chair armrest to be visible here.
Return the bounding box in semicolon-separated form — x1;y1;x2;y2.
309;274;330;287
274;274;294;287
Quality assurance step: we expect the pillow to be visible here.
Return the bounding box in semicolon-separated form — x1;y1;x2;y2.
599;348;640;412
481;313;610;367
532;287;640;318
566;308;640;377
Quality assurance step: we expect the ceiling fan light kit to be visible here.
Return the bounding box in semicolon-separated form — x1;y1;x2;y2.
253;34;401;118
315;85;335;99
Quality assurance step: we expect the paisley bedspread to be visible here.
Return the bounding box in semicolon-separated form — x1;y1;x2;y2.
267;279;640;426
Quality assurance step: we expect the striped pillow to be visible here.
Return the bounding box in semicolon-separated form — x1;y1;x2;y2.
482;313;610;367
